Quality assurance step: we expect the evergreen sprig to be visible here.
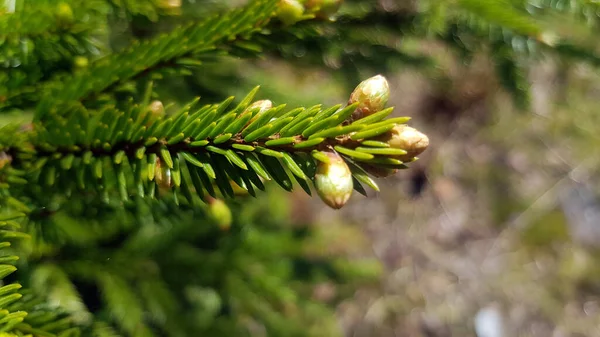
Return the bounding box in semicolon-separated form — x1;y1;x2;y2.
34;0;279;119
12;0;600;335
0;0;107;110
10;78;423;209
0;0;106;37
0;200;84;336
4;192;366;336
0;210;27;334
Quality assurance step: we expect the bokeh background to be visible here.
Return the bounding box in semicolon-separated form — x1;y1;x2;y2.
3;0;600;336
228;2;600;336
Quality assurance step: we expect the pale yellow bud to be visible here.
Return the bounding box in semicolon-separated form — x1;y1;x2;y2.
348;75;390;120
149;100;164;116
208;198;232;231
379;125;429;161
158;0;182;14
56;2;74;25
74;56;89;69
314;151;353;209
277;0;305;26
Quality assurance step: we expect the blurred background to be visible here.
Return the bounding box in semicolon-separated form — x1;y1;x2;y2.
3;0;600;336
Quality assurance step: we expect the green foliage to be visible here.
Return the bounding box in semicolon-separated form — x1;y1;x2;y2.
0;0;108;110
9;86;414;207
1;0;600;336
34;0;278;115
11;190;377;336
0;210;26;334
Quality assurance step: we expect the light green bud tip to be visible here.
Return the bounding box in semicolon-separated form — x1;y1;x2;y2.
314;151;353;209
209;198;232;231
349;75;390;120
277;0;305;26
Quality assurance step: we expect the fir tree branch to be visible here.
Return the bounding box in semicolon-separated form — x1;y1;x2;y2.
0;197;84;336
7;77;428;209
0;0;108;111
34;0;279;120
0;0;107;37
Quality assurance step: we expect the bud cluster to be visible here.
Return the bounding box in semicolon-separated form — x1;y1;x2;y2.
313;75;429;209
349;74;429;163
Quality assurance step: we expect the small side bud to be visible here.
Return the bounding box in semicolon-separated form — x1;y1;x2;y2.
244;99;273;127
379;125;429;161
149;100;165;116
277;0;305;26
56;2;74;26
158;0;181;8
306;0;343;20
348;75;390;120
158;0;182;14
74;56;89;69
314;151;353;209
208;198;232;231
154;158;173;189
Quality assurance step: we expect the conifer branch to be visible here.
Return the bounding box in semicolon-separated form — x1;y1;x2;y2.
0;198;84;335
34;0;279;119
0;0;107;111
2;1;598;336
0;0;106;37
6;76;429;209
